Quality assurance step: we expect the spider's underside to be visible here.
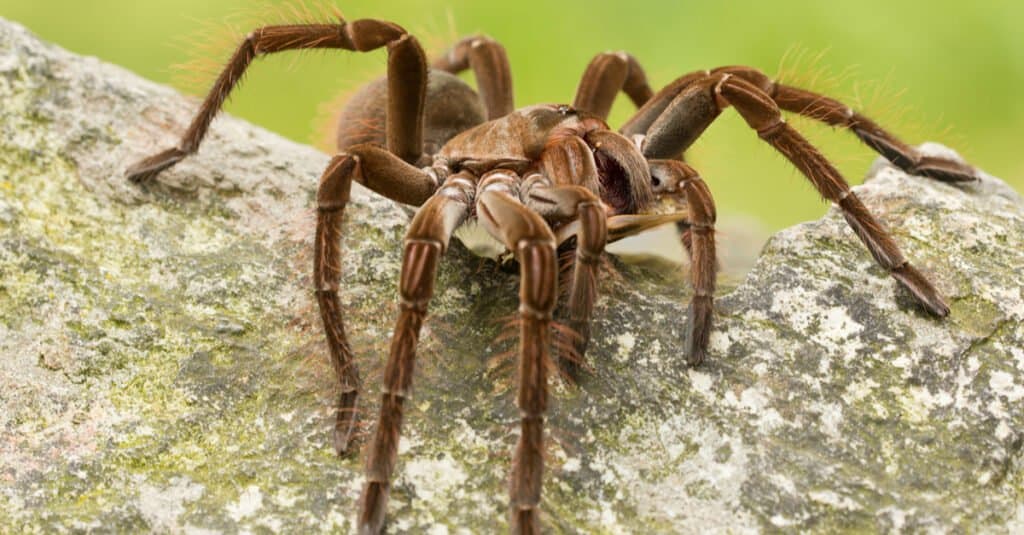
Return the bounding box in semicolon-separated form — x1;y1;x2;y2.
125;17;979;535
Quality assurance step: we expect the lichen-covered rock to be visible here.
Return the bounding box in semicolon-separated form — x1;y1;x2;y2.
2;18;1022;533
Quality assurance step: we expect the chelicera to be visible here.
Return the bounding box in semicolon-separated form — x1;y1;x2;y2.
125;16;979;534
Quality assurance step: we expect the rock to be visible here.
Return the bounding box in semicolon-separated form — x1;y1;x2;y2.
2;17;1022;533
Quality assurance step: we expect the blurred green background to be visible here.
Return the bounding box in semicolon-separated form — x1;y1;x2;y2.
2;0;1021;231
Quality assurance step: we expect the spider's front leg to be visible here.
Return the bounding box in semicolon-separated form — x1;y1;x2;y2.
357;171;475;534
316;145;441;457
127;18;429;182
648;160;719;366
637;72;950;317
769;79;979;182
622;66;979;182
476;177;558;535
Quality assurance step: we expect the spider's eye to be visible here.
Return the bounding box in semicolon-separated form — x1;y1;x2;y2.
651;176;662;187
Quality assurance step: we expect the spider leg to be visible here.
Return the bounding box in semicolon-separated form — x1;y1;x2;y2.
432;35;514;119
315;147;442;458
127;19;429;182
476;183;557;535
621;66;979;181
620;70;711;149
357;172;475;534
702;66;979;182
649;160;719;365
522;177;607;379
572;51;654;120
642;73;949;317
769;81;979;182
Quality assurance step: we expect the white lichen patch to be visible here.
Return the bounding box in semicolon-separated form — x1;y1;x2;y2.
226;485;264;522
136;476;205;531
990;371;1024;402
769;288;865;362
400;453;469;503
600;413;758;530
815;401;845;438
614;332;636;363
809;489;862;511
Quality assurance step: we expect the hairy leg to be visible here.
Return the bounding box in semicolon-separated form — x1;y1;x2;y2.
621;65;977;182
433;34;514;119
477;183;558;535
357;172;475;534
649;160;718;365
523;177;607;378
641;72;949;317
127;18;428;182
572;51;653;120
770;82;978;182
315;146;442;457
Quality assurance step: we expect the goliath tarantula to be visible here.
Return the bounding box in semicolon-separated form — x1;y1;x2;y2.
125;17;978;535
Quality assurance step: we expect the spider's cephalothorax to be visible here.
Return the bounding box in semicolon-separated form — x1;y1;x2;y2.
125;18;979;534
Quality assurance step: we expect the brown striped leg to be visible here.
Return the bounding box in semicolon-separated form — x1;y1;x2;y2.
523;178;607;378
769;82;979;182
358;172;475;534
476;189;557;535
315;149;441;458
640;72;949;316
315;154;361;456
433;35;514;119
701;66;979;182
127;18;428;182
619;70;709;142
649;160;718;365
718;75;949;315
622;65;978;182
573;51;654;120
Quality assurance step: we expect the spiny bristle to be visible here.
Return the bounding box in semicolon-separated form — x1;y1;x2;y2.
775;45;968;156
313;85;373;152
405;10;463;62
775;44;855;94
171;1;348;96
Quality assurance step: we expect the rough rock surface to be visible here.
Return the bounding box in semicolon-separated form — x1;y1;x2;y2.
2;18;1023;533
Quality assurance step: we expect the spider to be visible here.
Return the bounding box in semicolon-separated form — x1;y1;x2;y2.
125;16;979;535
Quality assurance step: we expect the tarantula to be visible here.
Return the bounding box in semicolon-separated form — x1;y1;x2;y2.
125;17;978;534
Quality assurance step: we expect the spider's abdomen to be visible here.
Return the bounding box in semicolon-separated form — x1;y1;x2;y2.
335;70;487;155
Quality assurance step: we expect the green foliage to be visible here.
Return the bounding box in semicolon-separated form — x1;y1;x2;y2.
2;0;1020;229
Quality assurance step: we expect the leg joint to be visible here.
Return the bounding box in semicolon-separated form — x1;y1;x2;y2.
756;118;787;140
519;303;554;321
575;249;602;264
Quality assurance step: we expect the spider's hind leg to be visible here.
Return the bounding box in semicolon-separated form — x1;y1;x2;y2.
128;18;429;182
572;51;654;121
